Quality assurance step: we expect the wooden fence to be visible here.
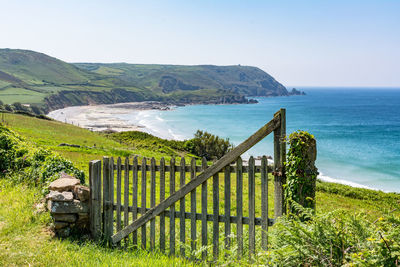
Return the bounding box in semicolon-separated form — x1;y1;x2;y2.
89;109;286;260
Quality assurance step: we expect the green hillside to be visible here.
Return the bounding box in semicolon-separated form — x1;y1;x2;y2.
0;49;152;109
0;49;99;105
0;49;293;112
74;63;288;97
0;49;94;84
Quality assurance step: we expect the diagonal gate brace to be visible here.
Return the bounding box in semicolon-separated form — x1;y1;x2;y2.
111;110;282;244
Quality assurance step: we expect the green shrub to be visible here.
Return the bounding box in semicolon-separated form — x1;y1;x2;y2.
0;124;24;172
12;102;29;112
269;206;400;266
39;154;84;183
0;124;84;191
185;130;233;160
4;104;13;112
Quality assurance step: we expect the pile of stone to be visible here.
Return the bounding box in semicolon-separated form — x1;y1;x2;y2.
46;173;90;237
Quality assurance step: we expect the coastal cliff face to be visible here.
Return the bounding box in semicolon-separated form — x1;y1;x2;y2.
44;89;151;111
44;89;257;111
0;49;303;112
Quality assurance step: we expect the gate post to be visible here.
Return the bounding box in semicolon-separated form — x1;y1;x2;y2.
89;160;102;241
286;131;318;212
274;108;286;217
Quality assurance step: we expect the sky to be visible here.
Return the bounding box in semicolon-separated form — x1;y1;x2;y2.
1;0;400;87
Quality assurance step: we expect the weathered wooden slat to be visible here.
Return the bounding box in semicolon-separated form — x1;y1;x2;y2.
89;160;102;241
111;113;280;244
111;158;116;241
124;157;130;247
224;165;231;251
141;158;147;249
115;204;274;226
150;158;156;250
261;155;268;250
248;156;256;257
201;157;208;260
116;157;122;246
236;157;243;258
273;112;282;218
132;156;138;246
105;157;114;245
190;158;197;256
110;157;115;226
169;157;176;256
102;157;110;242
213;173;219;260
89;161;93;236
159;157;166;252
95;160;102;241
179;157;186;257
279;109;287;215
274;109;286;217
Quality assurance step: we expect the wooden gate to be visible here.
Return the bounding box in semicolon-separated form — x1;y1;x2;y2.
89;109;286;260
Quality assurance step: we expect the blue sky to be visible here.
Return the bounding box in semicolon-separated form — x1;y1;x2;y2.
2;0;399;87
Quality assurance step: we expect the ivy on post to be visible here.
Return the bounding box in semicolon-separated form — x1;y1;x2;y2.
285;131;318;215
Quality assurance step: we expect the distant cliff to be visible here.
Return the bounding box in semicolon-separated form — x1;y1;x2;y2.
74;63;290;98
0;49;303;112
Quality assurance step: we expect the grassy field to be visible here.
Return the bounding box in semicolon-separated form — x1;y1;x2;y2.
1;113;178;174
0;181;192;266
1;113;400;265
0;87;47;104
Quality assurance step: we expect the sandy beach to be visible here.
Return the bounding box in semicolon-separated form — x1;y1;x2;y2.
47;101;172;133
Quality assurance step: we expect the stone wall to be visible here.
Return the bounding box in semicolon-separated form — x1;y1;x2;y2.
46;173;90;237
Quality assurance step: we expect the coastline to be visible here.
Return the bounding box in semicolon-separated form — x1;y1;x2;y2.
318;172;378;191
47;101;173;133
47;101;387;193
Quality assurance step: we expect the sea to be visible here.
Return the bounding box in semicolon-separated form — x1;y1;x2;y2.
117;88;400;192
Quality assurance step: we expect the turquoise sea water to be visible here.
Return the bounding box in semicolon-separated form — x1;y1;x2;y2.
120;88;400;192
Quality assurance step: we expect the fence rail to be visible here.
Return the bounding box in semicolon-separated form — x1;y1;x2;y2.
89;108;286;261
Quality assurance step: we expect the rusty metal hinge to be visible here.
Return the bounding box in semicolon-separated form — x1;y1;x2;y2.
272;168;283;176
